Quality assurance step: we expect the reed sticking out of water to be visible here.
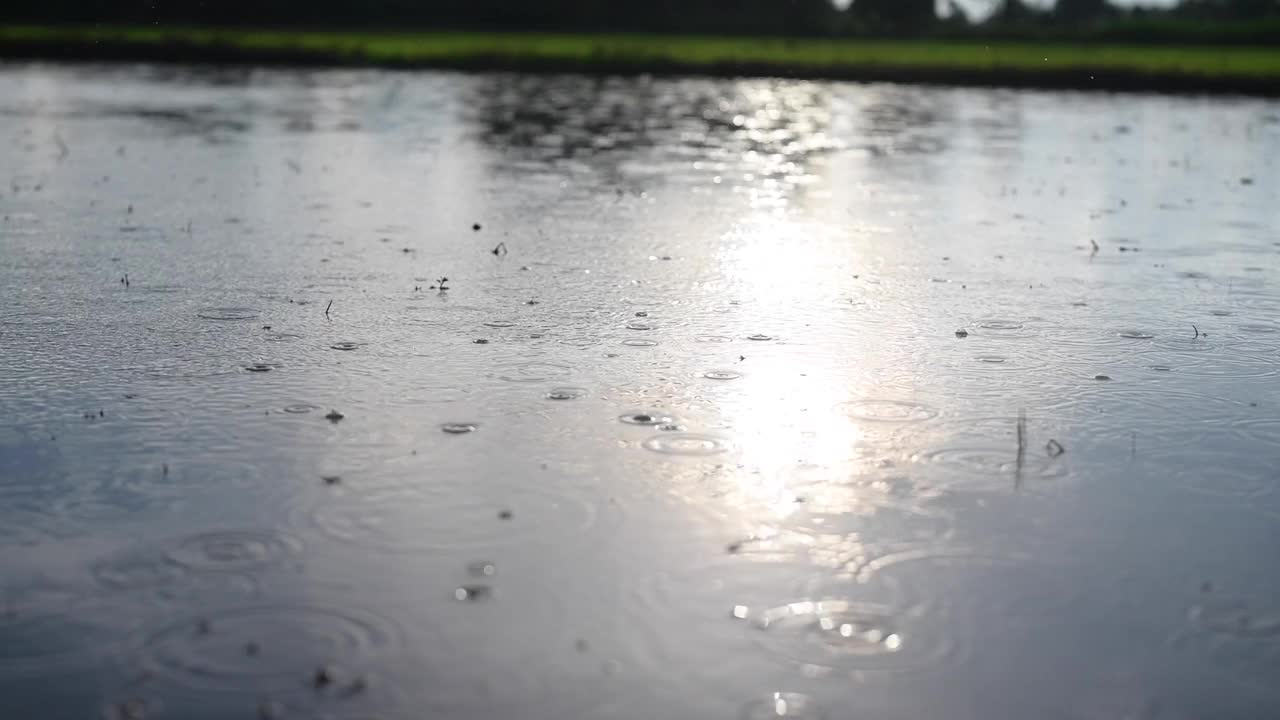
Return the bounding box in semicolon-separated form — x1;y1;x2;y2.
324;299;333;318
1192;324;1200;339
1015;410;1027;489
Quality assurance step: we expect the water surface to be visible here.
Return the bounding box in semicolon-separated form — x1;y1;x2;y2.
2;63;1279;719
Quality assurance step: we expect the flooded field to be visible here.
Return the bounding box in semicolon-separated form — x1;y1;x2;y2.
1;63;1278;719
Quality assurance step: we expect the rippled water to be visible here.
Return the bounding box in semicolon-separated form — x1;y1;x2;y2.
1;64;1279;718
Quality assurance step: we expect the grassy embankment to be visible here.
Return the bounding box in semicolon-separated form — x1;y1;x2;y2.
2;24;1279;94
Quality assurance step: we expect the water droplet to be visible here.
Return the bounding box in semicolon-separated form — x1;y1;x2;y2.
642;433;731;456
744;599;925;671
467;561;496;577
197;307;260;321
703;370;742;380
454;584;492;602
619;412;675;426
546;387;587;401
622;338;659;347
741;692;827;720
441;423;478;434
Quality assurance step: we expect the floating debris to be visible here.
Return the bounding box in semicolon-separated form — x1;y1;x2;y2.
324;410;345;422
955;329;969;338
1094;375;1112;381
498;509;513;520
321;475;341;486
1046;439;1065;457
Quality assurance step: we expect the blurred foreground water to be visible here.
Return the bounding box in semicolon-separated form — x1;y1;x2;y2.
1;63;1279;719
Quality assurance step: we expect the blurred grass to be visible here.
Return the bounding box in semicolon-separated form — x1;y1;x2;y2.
2;25;1279;87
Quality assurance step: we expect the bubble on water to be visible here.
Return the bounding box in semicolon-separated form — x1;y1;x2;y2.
642;433;732;456
974;355;1007;364
746;334;774;341
836;399;937;423
546;387;587;401
244;363;275;373
330;342;361;351
263;332;304;342
622;339;659;347
702;370;742;381
441;423;478;434
494;363;572;383
626;322;655;331
1118;330;1156;340
741;692;827;720
619;412;676;426
484;320;516;328
137;605;401;693
197;307;260;321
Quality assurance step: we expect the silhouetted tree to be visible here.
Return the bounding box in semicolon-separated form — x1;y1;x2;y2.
849;0;936;31
1054;0;1110;23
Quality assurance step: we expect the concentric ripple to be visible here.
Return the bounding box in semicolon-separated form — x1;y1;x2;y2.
740;598;945;673
642;433;732;456
493;362;572;383
197;307;260;321
546;387;588;401
0;587;132;676
164;530;301;573
137;605;401;693
303;479;596;551
836;399;938;423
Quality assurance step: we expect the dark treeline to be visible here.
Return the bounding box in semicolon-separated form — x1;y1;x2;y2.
4;0;1280;41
